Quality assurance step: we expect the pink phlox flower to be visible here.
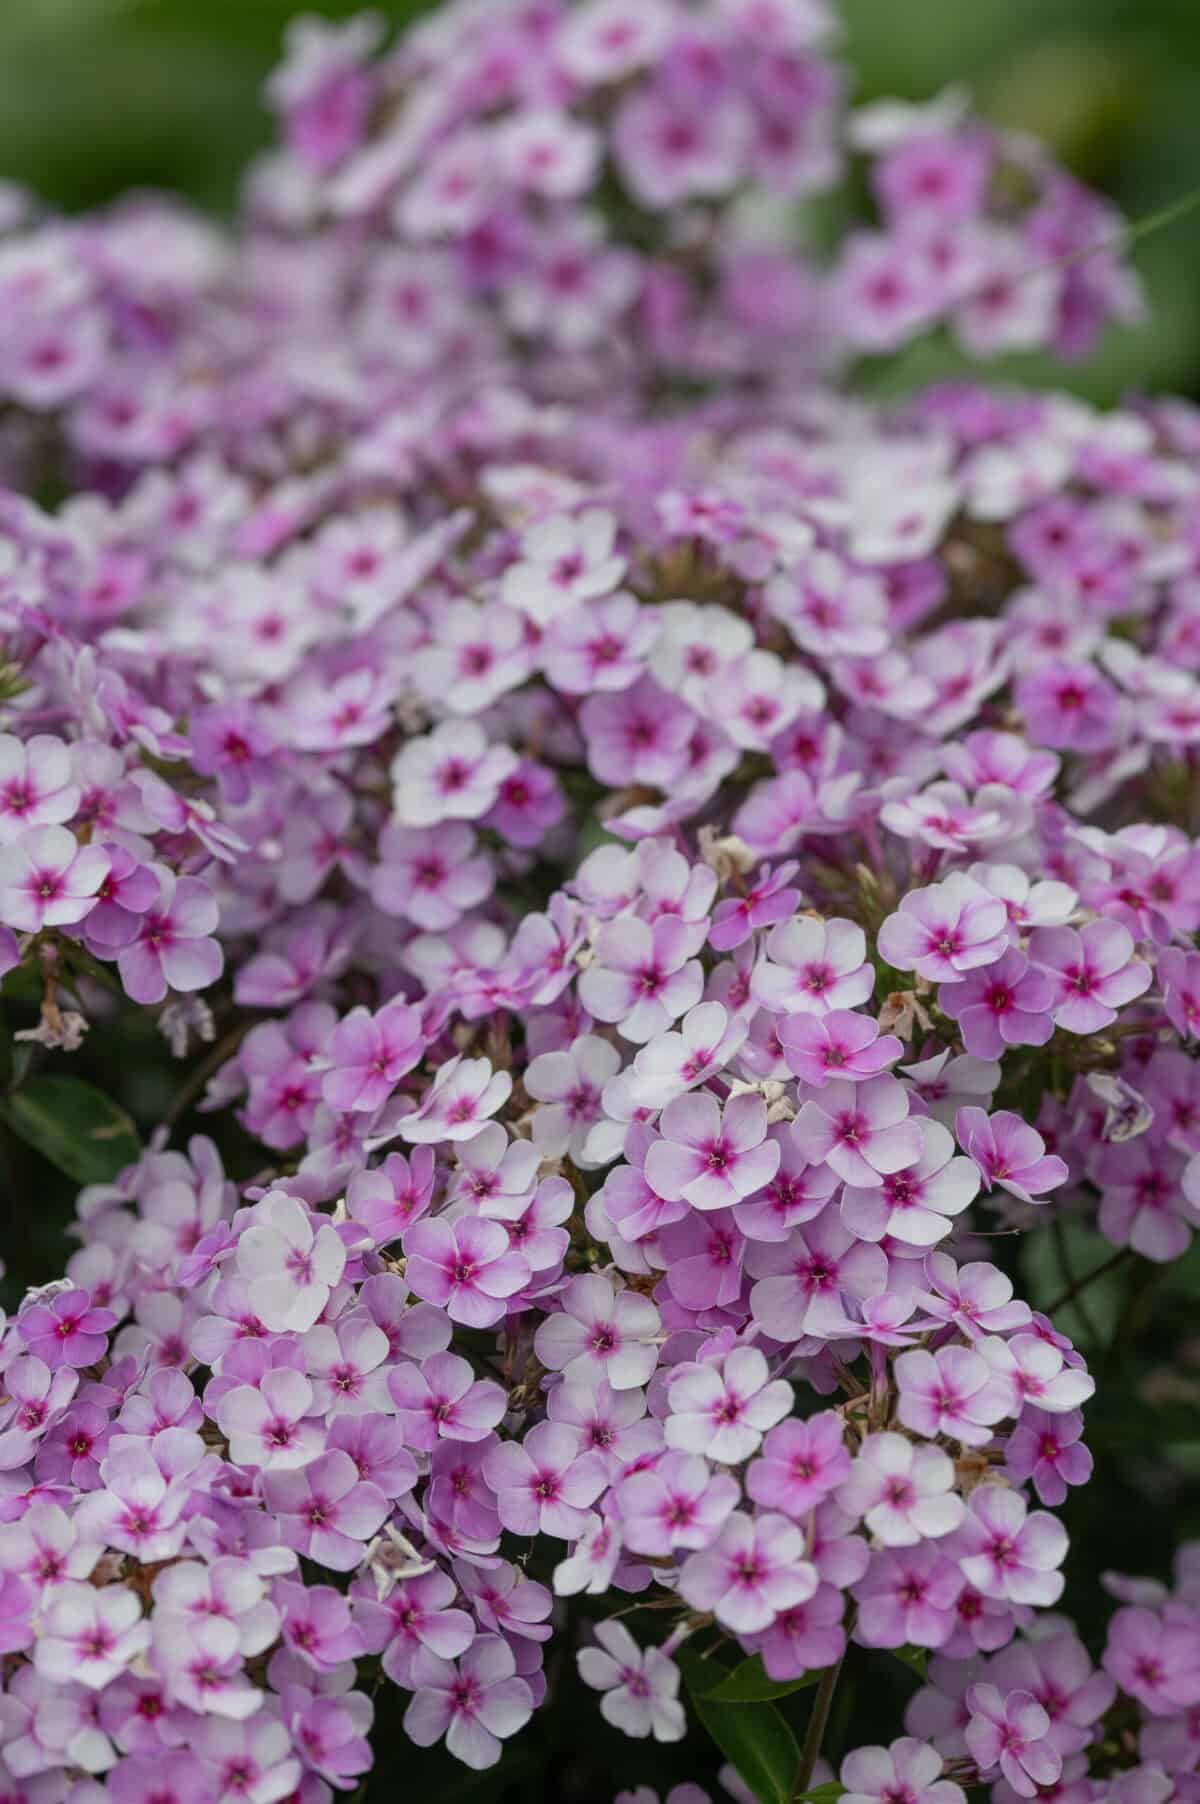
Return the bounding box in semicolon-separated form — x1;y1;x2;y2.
748;1209;889;1339
34;1580;151;1691
235;1190;346;1333
321;1000;425;1114
839;1735;967;1804
836;1432;965;1546
526;1033;622;1162
780;1008;903;1087
893;1344;1011;1446
500;508;625;625
678;1509;818;1634
917;1253;1033;1339
0;825;109;932
626;1001;750;1111
275;1577;364;1671
840;1117;980;1247
543;590;658;694
708;860;802;951
302;1312;391;1416
644;1089;781;1212
396;1055;513;1145
878;873;1009;984
964;1683;1062;1799
580;912;705;1044
938;946;1056;1060
852;1541;964;1650
956;1106;1068;1203
751;914;873;1015
483;1422;607;1540
345;1147;435;1247
402;1214;530;1329
664;1346;792;1463
1027;919;1151;1034
533;1272;661;1391
18;1289;116;1372
955;1485;1068;1607
577;1619;686;1742
116;870;223;1005
391;722;519;829
975;1330;1095;1418
796;1074;924;1190
610;1449;739;1558
402;1635;533;1772
388;1351;506;1450
264;1448;390;1571
0;733;79;842
881;780;1029;855
370;821;494;930
745;1410;851;1518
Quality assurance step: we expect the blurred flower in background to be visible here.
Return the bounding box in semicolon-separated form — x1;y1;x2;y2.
4;0;1196;406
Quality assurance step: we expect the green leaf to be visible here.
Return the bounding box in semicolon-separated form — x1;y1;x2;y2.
700;1653;824;1702
679;1650;800;1804
2;1076;140;1185
889;1645;928;1680
793;1786;845;1803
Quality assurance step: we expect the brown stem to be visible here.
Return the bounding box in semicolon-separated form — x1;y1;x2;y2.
1045;1246;1131;1316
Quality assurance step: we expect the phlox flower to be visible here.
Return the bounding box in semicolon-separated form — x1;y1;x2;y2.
840;1737;967;1804
964;1684;1062;1799
626;1002;749;1111
369;822;494;930
780;1009;903;1087
956;1486;1068;1607
0;734;80;843
745;1411;851;1518
796;1074;924;1189
1027;919;1151;1034
678;1510;818;1634
938;947;1056;1060
116;871;223;1005
840;1117;980;1247
612;1450;739;1558
579;912;704;1043
264;1450;390;1571
321;1000;424;1113
235;1190;346;1333
664;1346;792;1464
500;508;625;625
391;722;519;829
34;1582;151;1691
837;1433;965;1546
893;1344;1011;1446
577;1621;685;1742
397;1055;512;1143
534;1273;661;1391
484;1423;608;1539
403;1216;530;1329
0;826;109;932
403;1636;533;1772
748;1211;889;1339
388;1352;506;1449
751;915;873;1015
877;873;1009;983
644;1090;780;1212
955;1107;1068;1204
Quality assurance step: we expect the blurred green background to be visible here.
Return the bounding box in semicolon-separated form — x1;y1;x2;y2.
4;0;1200;404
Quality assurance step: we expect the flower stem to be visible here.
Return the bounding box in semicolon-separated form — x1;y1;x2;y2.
794;1652;844;1798
1045;1246;1131;1316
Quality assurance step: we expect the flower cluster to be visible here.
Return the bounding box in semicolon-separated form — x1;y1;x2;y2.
0;1;1192;1801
